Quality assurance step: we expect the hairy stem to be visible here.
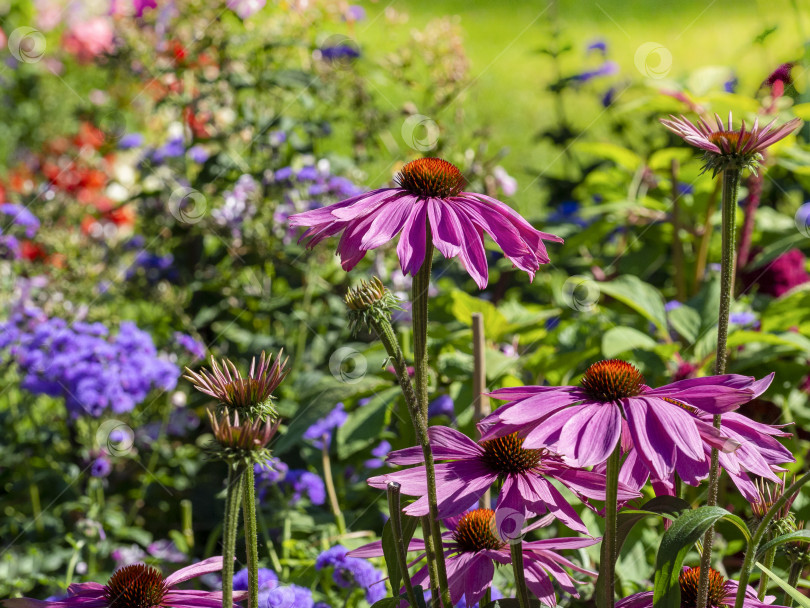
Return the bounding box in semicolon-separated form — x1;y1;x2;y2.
598;444;622;608
412;235;452;608
757;542;776;600
242;467;259;608
370;313;440;602
511;540;531;608
784;557;805;607
222;465;245;608
697;167;741;608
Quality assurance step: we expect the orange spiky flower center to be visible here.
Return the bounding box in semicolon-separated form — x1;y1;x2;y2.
480;432;544;475
395;158;465;198
708;130;754;154
580;359;644;402
678;566;729;608
452;508;506;553
104;564;168;608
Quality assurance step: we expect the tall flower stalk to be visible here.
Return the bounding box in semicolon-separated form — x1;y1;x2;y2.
186;353;288;608
660;111;801;608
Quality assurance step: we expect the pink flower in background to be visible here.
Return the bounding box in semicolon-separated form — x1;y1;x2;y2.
62;18;115;62
227;0;266;19
289;158;562;288
744;248;810;297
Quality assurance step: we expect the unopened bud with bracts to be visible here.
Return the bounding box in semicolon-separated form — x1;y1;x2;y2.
184;350;288;421
750;475;798;532
207;407;280;466
344;277;401;333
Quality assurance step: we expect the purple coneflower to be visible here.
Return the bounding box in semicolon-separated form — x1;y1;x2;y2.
349;508;598;607
4;558;244;608
368;426;639;534
660;112;801;175
288;158;562;289
616;566;787;608
481;359;773;486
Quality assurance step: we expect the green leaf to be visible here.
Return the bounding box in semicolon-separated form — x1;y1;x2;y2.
381;514;419;597
601;326;659;358
447;291;509;340
653;507;750;608
668;305;702;344
755;562;810;607
756;530;810;558
572;141;642;172
370;599;403;608
336;386;400;459
597;276;668;335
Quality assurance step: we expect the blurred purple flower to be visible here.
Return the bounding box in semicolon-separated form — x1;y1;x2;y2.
303;402;347;449
90;456;112;478
0;204;40;238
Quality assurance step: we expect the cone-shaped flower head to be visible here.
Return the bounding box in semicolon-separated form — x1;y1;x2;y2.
289;157;563;289
3;557;244;608
616;565;789;608
660;112;801;175
184;350;288;421
207;407;280;466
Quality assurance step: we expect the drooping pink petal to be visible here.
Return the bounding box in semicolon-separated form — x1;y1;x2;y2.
428;198;462;258
360;197;416;249
165;556;225;587
623;398;676;480
645;397;704;462
397;201;429;276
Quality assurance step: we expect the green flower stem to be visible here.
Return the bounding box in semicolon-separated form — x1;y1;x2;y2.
757;541;776;600
784;557;804;607
388;482;420;608
698;167;741;608
321;442;347;535
181;499;195;550
511;540;531;608
242;467;259;608
370;305;442;603
735;471;810;608
598;444;622;608
222;465;245;608
412;235;452;608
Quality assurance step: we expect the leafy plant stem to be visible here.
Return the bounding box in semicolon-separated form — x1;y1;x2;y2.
598;443;622;608
242;466;259;608
697;166;741;608
222;464;245;608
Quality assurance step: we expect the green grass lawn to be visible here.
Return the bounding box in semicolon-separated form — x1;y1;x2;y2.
352;0;809;211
